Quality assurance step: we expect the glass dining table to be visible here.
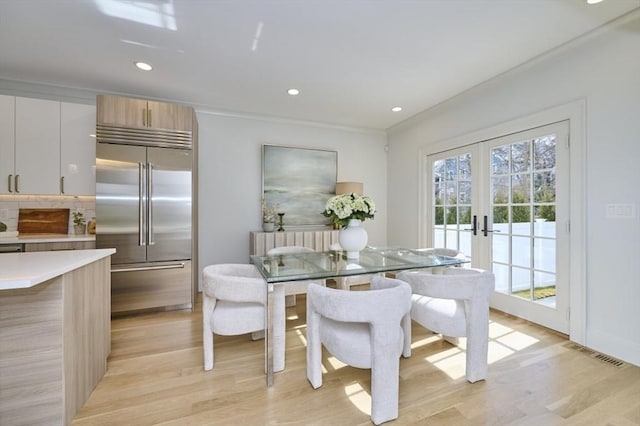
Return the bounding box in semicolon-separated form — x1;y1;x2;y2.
250;246;469;386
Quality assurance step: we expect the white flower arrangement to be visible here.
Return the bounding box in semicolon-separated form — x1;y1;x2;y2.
261;198;279;223
322;193;375;229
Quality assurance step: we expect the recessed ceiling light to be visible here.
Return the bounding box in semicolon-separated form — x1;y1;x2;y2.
135;61;153;71
391;106;403;112
587;0;604;4
287;88;300;96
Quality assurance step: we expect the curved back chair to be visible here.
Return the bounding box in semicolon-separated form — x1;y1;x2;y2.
306;276;412;425
202;264;285;372
267;246;327;306
397;267;495;383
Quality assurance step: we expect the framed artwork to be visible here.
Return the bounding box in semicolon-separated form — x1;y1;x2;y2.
262;145;337;227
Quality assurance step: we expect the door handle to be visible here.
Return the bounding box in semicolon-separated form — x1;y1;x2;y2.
60;176;65;194
142;108;147;126
481;215;500;237
139;162;146;246
7;174;12;193
464;214;478;236
147;163;155;246
14;174;19;193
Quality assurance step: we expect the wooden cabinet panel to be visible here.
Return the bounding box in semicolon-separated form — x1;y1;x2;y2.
250;230;339;256
97;95;193;131
25;241;96;252
15;97;60;195
0;257;110;425
97;94;146;128
146;100;193;131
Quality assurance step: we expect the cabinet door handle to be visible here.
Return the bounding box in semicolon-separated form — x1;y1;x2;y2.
14;175;19;193
60;176;65;194
7;174;13;193
142;108;147;126
148;108;152;127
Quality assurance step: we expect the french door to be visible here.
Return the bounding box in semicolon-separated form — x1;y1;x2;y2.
427;121;570;333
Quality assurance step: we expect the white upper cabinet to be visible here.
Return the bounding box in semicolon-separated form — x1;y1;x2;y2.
15;97;60;195
61;103;96;195
0;95;15;195
1;96;96;196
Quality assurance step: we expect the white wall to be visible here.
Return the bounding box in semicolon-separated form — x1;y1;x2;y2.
387;13;640;366
196;112;388;272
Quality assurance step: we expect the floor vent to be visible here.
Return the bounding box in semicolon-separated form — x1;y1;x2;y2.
564;342;625;367
594;353;625;367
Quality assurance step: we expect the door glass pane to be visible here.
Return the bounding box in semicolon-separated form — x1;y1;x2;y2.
512;267;531;299
534;271;556;303
492;146;509;174
494;263;509;293
534;238;556;273
534;136;556;170
434;229;445;247
431;152;473;255
492;176;509;204
512;236;531;268
492;234;509;263
491;133;558;307
511;141;530;173
534;207;555;237
459;206;471;225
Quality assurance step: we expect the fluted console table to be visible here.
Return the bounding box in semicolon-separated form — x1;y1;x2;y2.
249;229;339;256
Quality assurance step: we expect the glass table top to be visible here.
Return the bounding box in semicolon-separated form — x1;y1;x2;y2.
250;247;469;283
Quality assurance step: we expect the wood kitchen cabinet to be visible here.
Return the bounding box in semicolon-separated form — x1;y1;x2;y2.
97;94;193;131
0;96;96;196
25;240;96;252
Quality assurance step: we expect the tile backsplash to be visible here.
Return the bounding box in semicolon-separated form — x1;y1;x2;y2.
0;195;95;234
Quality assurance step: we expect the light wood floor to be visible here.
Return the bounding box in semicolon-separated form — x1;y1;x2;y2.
72;291;640;426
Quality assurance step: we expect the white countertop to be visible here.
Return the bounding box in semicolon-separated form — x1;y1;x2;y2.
0;249;115;290
0;234;96;244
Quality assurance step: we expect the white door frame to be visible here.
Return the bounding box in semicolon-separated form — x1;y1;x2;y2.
417;100;586;344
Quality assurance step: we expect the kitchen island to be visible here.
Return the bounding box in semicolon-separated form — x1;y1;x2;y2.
0;249;115;426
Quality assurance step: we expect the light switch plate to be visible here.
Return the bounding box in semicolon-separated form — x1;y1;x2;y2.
606;203;637;219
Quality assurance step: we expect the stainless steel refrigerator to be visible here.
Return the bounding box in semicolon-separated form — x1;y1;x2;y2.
96;139;195;315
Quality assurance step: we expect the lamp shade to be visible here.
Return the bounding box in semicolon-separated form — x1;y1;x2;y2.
335;182;363;195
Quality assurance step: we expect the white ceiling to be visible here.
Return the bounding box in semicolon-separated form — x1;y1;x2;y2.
0;0;638;130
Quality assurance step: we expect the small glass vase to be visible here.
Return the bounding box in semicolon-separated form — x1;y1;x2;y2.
338;219;368;259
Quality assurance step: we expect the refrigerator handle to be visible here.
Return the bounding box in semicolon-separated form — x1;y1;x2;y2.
139;162;146;246
147;163;155;246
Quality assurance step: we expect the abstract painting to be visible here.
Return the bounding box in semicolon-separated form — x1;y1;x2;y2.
262;145;337;227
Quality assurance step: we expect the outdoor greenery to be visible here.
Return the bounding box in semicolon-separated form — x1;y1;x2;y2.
512;285;556;300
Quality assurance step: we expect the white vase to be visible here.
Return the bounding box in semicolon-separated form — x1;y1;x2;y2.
262;222;275;232
338;219;368;259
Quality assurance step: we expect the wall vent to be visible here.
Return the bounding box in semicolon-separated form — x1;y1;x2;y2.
564;342;625;368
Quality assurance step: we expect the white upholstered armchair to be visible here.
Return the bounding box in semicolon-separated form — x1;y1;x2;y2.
396;267;495;383
306;276;412;425
202;264;285;372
